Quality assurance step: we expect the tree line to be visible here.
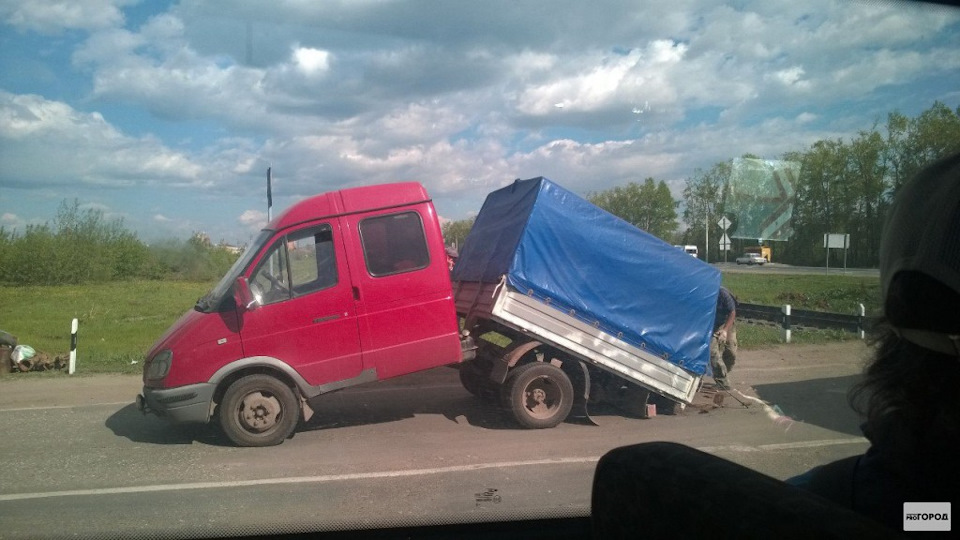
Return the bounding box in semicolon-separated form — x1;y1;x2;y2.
0;201;240;285
444;102;960;267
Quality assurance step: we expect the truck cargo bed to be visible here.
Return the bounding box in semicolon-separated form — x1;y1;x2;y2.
455;280;701;404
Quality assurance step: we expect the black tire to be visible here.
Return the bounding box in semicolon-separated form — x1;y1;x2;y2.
503;362;574;429
219;374;299;447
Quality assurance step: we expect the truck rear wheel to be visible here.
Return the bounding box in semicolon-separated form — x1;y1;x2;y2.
219;374;299;447
503;362;573;429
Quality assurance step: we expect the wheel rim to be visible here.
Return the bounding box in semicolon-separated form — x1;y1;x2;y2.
522;375;561;419
237;391;282;433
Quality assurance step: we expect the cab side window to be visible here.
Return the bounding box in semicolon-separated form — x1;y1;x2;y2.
289;225;338;294
251;241;291;305
359;212;430;277
250;224;338;305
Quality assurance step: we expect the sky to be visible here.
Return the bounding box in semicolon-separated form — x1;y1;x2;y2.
1;0;958;246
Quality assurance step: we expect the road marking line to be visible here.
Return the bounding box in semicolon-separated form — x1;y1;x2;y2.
736;363;862;372
699;437;868;454
0;458;600;502
0;402;132;412
0;436;870;503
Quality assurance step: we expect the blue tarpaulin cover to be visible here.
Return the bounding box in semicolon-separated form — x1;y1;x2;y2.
453;177;721;375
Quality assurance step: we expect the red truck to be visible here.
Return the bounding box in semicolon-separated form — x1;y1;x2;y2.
138;178;720;446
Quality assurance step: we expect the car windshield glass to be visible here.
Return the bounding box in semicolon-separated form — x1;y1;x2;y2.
199;230;273;312
1;1;958;539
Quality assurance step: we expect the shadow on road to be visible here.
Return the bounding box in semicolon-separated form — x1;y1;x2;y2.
106;404;228;445
104;371;672;445
300;388;524;433
752;375;864;437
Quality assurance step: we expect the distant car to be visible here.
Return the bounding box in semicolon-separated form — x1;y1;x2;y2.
736;253;767;265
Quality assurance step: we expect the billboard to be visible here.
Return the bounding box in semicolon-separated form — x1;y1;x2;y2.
727;158;800;241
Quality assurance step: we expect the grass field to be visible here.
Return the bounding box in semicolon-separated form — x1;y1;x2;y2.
722;273;881;315
2;281;212;374
0;272;880;376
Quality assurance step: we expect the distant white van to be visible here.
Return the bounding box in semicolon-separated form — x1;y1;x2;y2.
673;245;699;258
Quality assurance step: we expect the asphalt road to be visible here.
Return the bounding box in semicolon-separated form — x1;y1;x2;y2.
0;341;872;539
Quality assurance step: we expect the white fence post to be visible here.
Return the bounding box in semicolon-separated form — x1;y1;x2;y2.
858;303;866;340
69;318;78;375
782;304;792;343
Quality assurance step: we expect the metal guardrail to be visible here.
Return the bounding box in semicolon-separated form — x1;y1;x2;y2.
738;302;872;337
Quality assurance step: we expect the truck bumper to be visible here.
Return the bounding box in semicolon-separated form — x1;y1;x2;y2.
137;383;216;424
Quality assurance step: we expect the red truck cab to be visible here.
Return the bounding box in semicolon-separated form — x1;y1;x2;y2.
137;182;463;446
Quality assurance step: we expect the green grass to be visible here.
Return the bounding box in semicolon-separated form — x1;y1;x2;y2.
722;273;881;315
721;272;878;349
1;280;212;375
1;272;878;376
734;321;858;350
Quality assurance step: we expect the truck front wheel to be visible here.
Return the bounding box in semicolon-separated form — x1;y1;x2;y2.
219;374;299;447
503;362;573;429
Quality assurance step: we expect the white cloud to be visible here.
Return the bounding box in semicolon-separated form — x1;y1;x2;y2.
770;67;808;88
3;0;959;243
153;214;172;222
0;0;134;33
293;46;331;75
238;209;266;227
0;91;207;187
514;42;688;117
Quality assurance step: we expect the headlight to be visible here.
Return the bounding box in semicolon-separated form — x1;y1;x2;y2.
146;349;173;380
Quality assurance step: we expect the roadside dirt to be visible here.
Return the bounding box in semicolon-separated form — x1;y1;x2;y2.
680;340;870;415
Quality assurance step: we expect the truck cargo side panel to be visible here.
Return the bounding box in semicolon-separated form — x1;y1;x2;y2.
493;288;699;403
456;282;700;404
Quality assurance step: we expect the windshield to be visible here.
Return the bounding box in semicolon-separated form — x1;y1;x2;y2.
1;1;958;539
198;230;273;312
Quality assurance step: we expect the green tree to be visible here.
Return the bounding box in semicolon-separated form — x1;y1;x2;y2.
681;161;731;262
886;102;960;191
441;217;475;249
588;178;679;241
785;102;960;268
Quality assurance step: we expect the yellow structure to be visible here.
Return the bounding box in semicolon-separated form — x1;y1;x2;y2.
744;245;772;262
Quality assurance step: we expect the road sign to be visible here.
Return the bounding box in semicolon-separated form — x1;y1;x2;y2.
717;216;731;230
719;233;731;251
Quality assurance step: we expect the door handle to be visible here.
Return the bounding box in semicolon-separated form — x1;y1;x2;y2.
352;286;360;300
312;314;341;324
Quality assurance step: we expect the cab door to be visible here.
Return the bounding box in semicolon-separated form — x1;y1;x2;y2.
239;221;363;386
340;205;462;379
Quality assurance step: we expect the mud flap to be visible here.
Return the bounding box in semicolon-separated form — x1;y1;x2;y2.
614;385;652;419
567;360;598;426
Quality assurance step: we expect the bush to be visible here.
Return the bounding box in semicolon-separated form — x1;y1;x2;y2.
0;200;238;285
147;238;239;282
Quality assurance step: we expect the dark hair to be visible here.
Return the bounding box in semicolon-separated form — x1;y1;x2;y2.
849;322;960;441
849;271;960;434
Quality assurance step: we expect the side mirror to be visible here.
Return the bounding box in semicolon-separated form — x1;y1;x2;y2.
234;276;260;311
